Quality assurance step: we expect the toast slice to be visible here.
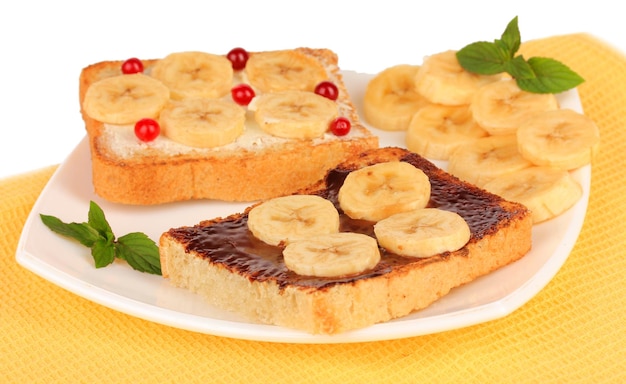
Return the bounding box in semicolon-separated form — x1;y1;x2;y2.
78;48;378;205
159;147;533;334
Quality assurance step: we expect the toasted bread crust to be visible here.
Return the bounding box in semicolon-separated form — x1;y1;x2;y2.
159;147;533;334
79;48;378;205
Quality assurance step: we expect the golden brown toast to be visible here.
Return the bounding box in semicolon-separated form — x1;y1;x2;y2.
159;147;533;334
78;48;378;205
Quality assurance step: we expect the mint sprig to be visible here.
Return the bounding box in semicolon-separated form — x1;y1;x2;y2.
40;201;161;275
456;16;584;94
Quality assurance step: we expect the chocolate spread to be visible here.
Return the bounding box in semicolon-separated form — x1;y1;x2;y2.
166;152;522;290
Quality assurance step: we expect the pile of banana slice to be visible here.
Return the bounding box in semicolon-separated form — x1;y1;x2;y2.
363;50;600;224
82;50;341;147
248;161;471;277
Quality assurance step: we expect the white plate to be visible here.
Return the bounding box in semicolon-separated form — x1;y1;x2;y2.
16;71;590;344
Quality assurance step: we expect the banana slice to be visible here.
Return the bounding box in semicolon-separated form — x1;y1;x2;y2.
517;109;600;170
159;98;246;148
362;64;430;131
283;232;380;277
338;161;431;222
470;79;559;136
414;50;502;106
482;167;583;223
247;194;340;247
251;90;338;139
447;135;533;187
150;51;233;99
374;208;471;258
406;104;488;160
245;50;328;93
82;74;170;125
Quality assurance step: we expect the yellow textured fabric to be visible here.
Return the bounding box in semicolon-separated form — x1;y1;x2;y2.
2;34;625;383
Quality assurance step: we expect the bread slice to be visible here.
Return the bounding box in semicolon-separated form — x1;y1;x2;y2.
159;147;533;334
78;48;378;205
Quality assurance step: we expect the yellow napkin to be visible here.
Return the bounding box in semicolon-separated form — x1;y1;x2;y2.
2;34;625;383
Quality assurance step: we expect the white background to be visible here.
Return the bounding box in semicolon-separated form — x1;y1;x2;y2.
1;0;624;179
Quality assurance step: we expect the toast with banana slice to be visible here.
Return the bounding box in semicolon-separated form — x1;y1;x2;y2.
78;48;378;205
159;147;533;334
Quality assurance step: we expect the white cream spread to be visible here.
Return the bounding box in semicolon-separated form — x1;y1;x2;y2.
101;61;367;159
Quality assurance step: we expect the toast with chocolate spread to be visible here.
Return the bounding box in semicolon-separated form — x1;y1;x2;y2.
159;147;532;334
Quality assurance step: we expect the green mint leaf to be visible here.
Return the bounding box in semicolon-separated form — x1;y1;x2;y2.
40;214;100;247
91;237;116;268
87;200;114;241
503;55;535;79
498;16;521;56
456;41;510;75
115;232;161;275
41;204;162;275
516;57;585;94
456;16;584;94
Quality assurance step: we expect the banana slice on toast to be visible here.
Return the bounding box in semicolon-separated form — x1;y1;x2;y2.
150;51;233;99
247;194;340;247
82;73;170;125
245;49;328;93
374;208;471;258
159;98;246;148
283;232;381;277
338;161;431;222
251;90;339;139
